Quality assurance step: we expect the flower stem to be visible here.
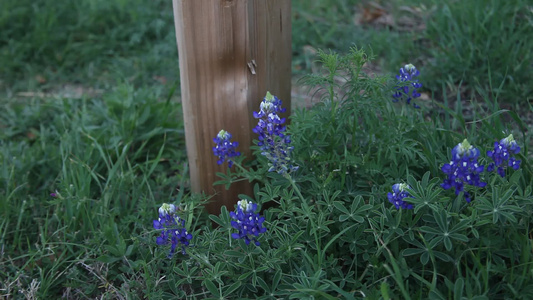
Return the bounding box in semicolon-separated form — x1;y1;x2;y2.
286;174;323;270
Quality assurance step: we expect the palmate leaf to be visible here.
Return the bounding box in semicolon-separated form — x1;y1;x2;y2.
419;207;470;251
209;206;231;228
334;195;372;223
477;186;520;224
406;172;445;213
403;234;453;265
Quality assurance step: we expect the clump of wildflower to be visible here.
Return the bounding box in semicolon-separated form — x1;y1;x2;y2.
230;200;267;246
487;134;521;177
392;63;422;108
387;183;414;210
253;92;298;175
153;203;192;257
441;139;486;203
212;130;240;168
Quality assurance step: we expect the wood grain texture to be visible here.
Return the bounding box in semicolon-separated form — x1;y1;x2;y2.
173;0;291;215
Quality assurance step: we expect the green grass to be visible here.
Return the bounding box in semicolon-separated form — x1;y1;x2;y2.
1;83;187;298
292;0;533;103
0;0;178;93
1;0;533;298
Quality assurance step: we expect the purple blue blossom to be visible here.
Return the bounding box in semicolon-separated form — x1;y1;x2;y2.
387;183;414;210
153;203;192;257
212;130;240;168
230;200;267;246
441;139;486;203
487;134;521;177
253;92;298;175
392;64;422;108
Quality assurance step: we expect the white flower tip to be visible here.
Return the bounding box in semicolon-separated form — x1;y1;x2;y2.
404;64;416;71
217;130;229;140
397;183;409;191
237;200;253;213
502;134;515;146
265;91;274;102
457;139;474;155
159;203;176;215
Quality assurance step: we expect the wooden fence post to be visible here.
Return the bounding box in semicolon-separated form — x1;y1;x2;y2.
172;0;292;215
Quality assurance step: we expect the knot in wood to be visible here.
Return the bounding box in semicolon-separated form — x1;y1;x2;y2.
222;0;235;8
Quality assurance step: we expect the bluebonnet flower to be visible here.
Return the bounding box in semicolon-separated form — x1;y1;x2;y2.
387;183;414;210
230;200;267;246
441;139;486;203
487;134;521;177
392;63;422;108
253;92;298;175
153;203;192;257
212;130;240;168
50;190;62;198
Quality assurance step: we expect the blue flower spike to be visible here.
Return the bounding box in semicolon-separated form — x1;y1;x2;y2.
153;203;192;257
387;183;414;210
212;129;241;168
253;92;298;175
229;200;267;246
441;139;486;203
487;134;521;177
392;63;422;108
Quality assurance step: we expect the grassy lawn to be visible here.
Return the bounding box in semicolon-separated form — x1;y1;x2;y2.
1;0;532;298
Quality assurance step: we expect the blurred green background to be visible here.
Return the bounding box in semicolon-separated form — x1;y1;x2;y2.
1;0;531;103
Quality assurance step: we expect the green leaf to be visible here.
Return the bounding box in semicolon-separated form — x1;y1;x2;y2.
434;209;449;233
224;250;245;258
471;227;479;239
443;236;452;251
356;204;373;213
350;196;363;212
421;171;431;187
433;251;452;262
238;271;252;281
421;252;429;265
209;215;224;227
125;244;134;257
223;281;242;297
173;262;188;277
454;278;464;299
428;290;446;300
322;279;357;300
339;215;349;222
96;254;121;264
500;211;518;223
256;265;270;272
256;277;271;293
403;248;425;256
353;215;364;223
509;169;522;185
323;224;357;254
428;236;444;249
333;201;350;214
449;233;468;242
496;187;515;207
380;281;390;300
272;269;282;291
419;226;441;235
203;280;220;297
450;219;470;233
